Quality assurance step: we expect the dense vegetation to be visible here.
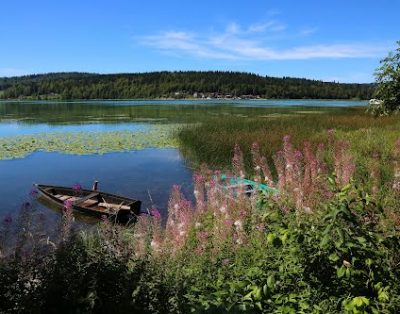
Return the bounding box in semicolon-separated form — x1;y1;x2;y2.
1;132;400;313
369;41;400;115
178;107;400;171
0;71;374;100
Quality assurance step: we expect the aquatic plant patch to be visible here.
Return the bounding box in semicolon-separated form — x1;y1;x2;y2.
0;124;181;160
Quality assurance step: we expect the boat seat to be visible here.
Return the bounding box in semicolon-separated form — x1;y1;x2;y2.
59;195;73;201
98;202;130;210
81;199;99;207
74;193;99;205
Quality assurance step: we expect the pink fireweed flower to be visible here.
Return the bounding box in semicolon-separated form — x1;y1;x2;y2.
224;219;233;226
197;231;209;242
150;207;161;219
219;206;227;214
232;144;245;177
333;140;355;186
208;179;216;189
252;142;274;185
166;184;194;252
72;183;82;192
283;135;290;143
63;199;73;209
294;150;303;160
193;173;203;184
327;128;335;144
274;150;286;189
193;171;206;211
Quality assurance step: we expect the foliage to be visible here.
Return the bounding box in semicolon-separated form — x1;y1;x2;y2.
0;71;374;100
369;41;400;115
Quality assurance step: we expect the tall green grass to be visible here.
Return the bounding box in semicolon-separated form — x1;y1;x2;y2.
178;107;400;170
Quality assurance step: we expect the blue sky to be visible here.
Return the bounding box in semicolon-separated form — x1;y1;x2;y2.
0;0;398;82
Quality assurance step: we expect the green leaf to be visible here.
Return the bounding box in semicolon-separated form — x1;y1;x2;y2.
337;266;346;278
267;233;276;244
267;274;275;289
345;268;351;279
328;252;340;262
320;234;330;247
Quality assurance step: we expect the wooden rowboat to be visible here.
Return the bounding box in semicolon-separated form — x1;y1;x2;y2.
35;184;141;223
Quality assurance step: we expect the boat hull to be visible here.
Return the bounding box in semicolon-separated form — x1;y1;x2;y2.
35;184;141;223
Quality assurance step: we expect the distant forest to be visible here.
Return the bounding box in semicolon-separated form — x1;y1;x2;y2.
0;71;375;100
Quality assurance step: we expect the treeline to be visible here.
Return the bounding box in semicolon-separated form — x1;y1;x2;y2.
0;71;375;100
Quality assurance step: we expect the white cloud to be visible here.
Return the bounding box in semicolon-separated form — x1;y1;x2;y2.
248;21;287;33
141;31;237;60
140;22;388;61
226;22;241;34
299;27;318;36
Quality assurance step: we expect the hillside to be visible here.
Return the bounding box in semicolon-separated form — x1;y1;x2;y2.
0;71;374;100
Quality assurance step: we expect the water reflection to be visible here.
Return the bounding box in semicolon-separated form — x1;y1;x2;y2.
0;99;366;125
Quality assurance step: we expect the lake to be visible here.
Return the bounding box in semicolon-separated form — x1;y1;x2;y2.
0;99;367;221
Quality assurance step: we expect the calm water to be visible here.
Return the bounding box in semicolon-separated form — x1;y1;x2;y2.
0;121;149;137
0;99;366;221
0;99;368;107
0;149;193;219
0;99;367;125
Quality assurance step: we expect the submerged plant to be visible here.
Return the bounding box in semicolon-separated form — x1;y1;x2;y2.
0;124;182;160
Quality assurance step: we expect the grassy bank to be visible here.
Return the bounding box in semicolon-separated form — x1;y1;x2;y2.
1;132;400;313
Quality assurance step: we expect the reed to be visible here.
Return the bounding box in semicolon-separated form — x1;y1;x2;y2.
178;108;400;174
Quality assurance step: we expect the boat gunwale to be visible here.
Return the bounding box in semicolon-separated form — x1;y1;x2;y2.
35;184;141;217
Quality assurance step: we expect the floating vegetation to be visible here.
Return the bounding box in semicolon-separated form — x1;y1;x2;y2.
0;124;181;160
